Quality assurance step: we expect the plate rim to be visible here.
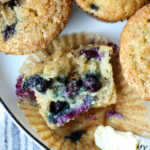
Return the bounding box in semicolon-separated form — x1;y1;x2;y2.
0;97;50;150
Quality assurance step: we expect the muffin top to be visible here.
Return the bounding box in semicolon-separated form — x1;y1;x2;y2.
0;0;72;54
75;0;149;22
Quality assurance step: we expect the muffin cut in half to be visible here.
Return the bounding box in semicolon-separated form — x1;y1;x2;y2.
21;45;117;129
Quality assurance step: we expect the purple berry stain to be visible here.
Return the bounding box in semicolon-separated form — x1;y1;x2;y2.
86;114;97;120
107;42;118;53
50;95;92;125
50;101;69;114
65;130;86;143
2;23;16;41
79;47;104;60
64;79;83;98
89;38;95;44
83;74;102;92
16;76;36;100
106;110;123;119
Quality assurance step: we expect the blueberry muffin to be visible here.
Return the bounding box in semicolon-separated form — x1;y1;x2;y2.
75;0;149;22
16;33;150;150
0;0;72;55
120;4;150;100
21;45;117;129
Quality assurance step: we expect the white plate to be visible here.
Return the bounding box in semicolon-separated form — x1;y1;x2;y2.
0;2;149;149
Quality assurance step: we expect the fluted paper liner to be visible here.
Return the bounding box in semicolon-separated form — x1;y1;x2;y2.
18;33;150;150
106;57;150;137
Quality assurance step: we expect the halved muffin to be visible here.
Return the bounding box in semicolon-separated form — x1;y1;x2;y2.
21;45;117;129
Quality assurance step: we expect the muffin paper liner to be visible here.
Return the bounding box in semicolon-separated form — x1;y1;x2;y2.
107;56;150;137
18;33;150;150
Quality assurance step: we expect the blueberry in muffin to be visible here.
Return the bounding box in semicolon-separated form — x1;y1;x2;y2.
21;45;117;129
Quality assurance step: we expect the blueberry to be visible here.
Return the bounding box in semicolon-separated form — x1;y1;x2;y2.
65;130;86;144
2;23;16;41
90;4;99;11
79;47;103;60
22;75;39;89
50;101;69;114
83;74;102;92
22;75;52;93
8;0;18;8
65;79;83;97
57;76;68;84
35;79;52;92
49;95;93;125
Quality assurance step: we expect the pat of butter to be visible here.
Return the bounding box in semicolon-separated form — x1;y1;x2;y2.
94;125;138;150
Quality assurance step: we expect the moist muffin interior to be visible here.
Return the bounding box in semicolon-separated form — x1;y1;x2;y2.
20;45;116;128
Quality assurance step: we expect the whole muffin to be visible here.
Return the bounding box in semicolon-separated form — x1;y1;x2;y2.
120;4;150;100
0;0;72;54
